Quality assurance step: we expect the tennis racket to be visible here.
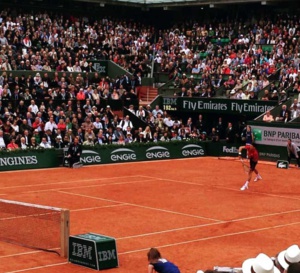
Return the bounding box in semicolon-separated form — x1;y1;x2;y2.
240;159;250;173
72;162;83;169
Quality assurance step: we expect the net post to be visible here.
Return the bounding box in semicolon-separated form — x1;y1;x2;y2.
60;209;70;258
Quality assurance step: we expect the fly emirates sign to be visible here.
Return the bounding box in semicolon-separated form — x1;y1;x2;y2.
181;100;272;114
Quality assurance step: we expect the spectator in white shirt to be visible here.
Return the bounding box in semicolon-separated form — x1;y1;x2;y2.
136;106;146;120
154;54;162;63
152;105;163;118
236;89;246;100
290;104;300;119
93;117;103;132
30;100;39;115
44;116;58;132
20;137;28;150
164;116;174;128
245;82;254;93
0;130;6;149
0;33;8;46
39;137;52;148
119;115;133;131
128;104;135;114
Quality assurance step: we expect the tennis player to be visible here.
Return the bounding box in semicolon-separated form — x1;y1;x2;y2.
238;144;262;191
147;248;180;273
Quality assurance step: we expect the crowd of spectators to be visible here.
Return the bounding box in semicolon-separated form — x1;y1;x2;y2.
262;98;300;122
0;94;244;150
0;8;154;75
0;8;300;149
153;13;300;100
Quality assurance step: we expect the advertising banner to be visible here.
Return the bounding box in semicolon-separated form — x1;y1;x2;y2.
162;97;276;115
254;144;287;161
0;150;59;171
80;142;207;166
205;141;240;157
177;98;276;115
69;233;118;271
252;126;300;147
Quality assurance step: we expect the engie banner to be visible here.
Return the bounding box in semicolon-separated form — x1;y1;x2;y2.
79;142;206;165
252;126;300;147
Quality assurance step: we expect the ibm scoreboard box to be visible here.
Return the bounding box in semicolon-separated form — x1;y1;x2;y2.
69;233;119;270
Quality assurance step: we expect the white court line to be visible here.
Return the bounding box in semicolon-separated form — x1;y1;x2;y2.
140;175;300;201
4;262;68;273
4;221;300;273
0;249;59;259
0;175;142;190
0;247;60;259
119;220;300;255
21;179;154;194
116;208;300;240
72;204;125;212
58;190;222;222
4;169;299;205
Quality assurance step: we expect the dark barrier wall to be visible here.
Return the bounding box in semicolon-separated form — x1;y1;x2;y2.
254;144;287;161
0;149;59;171
0;140;290;172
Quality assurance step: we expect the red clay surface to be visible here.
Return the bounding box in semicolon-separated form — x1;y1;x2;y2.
0;157;299;273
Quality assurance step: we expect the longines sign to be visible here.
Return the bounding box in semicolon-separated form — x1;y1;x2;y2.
0;150;59;171
0;156;38;166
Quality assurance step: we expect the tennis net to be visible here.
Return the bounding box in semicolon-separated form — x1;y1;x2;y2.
0;198;69;257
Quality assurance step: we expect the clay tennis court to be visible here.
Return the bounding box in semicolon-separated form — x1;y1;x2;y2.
0;157;299;273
